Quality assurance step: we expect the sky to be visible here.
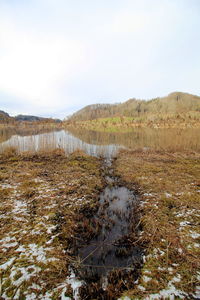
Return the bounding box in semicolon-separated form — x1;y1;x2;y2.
0;0;200;119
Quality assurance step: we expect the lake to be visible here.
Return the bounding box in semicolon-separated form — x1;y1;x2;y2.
0;127;200;157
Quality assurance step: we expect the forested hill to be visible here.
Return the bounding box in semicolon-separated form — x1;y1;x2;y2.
15;115;61;122
0;111;61;123
0;110;12;122
67;92;200;121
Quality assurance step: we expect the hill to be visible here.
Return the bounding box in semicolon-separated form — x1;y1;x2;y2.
0;111;61;124
0;110;12;122
14;114;61;122
67;92;200;122
15;114;46;122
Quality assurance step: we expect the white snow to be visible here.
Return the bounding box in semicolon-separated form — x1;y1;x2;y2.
179;221;191;227
2;241;18;250
190;232;200;239
10;265;41;286
26;293;37;300
1;183;13;188
145;275;187;299
67;270;83;300
12;199;27;214
16;245;26;252
61;287;71;300
165;193;172;198
0;236;18;250
143;275;152;283
178;248;183;254
0;257;16;270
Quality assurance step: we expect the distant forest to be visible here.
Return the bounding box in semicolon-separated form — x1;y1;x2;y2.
67;92;200;121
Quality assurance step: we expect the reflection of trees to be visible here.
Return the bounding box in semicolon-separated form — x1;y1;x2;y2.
0;127;61;144
0;128;14;143
1;126;200;153
67;127;200;151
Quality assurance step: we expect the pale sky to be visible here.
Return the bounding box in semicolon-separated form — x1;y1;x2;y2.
0;0;200;119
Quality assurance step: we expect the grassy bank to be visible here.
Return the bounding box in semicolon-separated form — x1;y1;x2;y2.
65;113;200;132
63;112;200;132
114;149;200;299
0;149;103;299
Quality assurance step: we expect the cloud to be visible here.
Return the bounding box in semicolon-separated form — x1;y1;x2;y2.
0;15;86;108
0;0;200;118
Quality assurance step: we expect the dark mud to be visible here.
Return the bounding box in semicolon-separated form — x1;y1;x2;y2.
70;159;144;299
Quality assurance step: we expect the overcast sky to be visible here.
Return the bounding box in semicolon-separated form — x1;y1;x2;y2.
0;0;200;119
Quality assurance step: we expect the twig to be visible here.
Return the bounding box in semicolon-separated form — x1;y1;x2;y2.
79;239;108;264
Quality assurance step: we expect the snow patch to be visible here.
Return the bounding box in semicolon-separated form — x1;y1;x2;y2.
190;232;200;239
179;221;191;227
67;270;83;300
61;287;71;300
165;193;172;198
143;275;152;283
145;275;187;300
0;257;16;270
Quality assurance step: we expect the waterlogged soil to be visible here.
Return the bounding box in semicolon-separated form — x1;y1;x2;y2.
70;160;144;299
1;148;199;299
0;150;144;300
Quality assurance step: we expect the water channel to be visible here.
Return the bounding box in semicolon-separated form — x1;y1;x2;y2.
71;159;142;299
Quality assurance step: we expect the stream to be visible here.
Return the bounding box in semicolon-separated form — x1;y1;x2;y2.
70;159;143;299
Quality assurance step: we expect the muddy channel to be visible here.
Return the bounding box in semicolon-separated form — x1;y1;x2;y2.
69;159;144;299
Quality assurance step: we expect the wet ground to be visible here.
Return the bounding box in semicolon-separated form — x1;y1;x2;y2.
71;159;143;299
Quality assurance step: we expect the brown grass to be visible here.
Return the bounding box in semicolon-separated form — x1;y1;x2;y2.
0;150;103;299
1;146;18;158
114;149;200;298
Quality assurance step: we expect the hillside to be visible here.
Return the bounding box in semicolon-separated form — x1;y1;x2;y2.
0;110;12;122
67;92;200;122
15;114;47;122
0;111;61;124
14;115;62;123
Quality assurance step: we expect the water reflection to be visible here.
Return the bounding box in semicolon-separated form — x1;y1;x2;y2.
0;127;200;157
0;129;121;158
68;127;200;152
0;126;61;143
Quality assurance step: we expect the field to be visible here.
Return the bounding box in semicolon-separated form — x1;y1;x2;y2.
114;149;200;299
0;149;103;299
0;147;199;299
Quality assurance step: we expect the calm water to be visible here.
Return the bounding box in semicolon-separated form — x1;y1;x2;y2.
77;184;140;275
73;160;142;299
0;127;200;157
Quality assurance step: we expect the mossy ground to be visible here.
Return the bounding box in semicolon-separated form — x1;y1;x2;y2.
114;149;200;299
0;149;103;299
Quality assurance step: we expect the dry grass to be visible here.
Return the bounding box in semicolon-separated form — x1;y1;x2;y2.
1;146;18;158
1;147;199;299
65;112;200;132
0;149;103;299
114;149;200;299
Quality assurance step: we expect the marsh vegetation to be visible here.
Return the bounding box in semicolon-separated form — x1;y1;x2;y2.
0;124;199;299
